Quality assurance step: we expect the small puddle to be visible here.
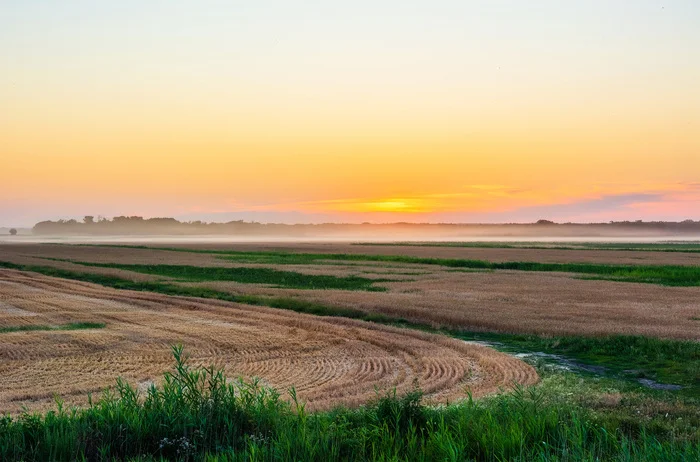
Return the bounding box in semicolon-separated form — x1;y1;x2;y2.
513;351;608;375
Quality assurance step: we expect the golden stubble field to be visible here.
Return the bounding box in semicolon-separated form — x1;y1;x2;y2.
1;243;698;339
0;269;537;414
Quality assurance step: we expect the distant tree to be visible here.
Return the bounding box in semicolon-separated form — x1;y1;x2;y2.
535;219;555;225
83;216;94;224
9;228;17;236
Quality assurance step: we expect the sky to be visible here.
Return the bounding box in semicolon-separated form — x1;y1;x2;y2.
1;1;699;226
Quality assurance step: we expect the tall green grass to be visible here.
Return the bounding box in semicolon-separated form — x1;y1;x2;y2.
1;346;697;461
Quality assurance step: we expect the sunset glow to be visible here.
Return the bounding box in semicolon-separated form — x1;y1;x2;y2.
2;1;699;226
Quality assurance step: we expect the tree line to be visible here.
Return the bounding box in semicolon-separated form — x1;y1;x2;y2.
30;216;700;236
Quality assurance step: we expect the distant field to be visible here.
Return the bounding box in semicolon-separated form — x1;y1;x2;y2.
58;243;700;286
1;243;698;339
74;241;700;266
52;248;700;286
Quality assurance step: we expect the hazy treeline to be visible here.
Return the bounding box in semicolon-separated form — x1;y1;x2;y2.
31;216;700;237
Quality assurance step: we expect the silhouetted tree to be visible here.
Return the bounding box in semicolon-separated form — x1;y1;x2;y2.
84;216;94;224
9;228;17;236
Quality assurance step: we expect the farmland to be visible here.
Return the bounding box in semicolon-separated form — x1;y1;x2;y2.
2;243;698;338
0;242;698;460
0;268;540;415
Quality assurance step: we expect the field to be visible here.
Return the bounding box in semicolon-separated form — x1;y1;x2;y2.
0;241;698;460
0;268;539;415
1;243;698;338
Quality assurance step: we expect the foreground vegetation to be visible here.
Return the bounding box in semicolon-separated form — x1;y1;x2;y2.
0;346;697;461
79;245;700;286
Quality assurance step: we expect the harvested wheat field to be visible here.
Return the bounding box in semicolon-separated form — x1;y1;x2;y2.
0;269;537;414
199;272;700;339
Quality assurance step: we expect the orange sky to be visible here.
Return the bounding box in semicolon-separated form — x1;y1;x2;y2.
2;1;699;226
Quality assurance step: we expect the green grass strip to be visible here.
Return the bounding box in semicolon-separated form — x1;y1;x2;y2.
58;260;388;291
0;322;105;334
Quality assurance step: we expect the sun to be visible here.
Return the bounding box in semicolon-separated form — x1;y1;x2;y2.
362;199;428;213
371;201;409;211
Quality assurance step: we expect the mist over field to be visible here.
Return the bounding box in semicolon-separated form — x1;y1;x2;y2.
1;216;698;244
4;234;700;246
